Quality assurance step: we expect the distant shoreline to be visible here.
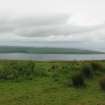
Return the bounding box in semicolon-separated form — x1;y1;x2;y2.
0;46;104;54
0;53;104;61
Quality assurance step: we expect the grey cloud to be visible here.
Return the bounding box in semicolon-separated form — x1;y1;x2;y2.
0;15;16;33
13;14;70;27
16;24;105;37
13;15;105;37
15;23;101;37
0;13;105;44
0;14;70;34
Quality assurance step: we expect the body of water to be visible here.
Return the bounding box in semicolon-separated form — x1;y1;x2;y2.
0;53;105;61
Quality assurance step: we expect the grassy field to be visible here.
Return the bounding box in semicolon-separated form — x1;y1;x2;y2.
0;60;105;105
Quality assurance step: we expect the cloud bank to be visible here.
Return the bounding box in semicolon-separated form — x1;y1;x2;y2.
0;14;103;38
0;14;105;51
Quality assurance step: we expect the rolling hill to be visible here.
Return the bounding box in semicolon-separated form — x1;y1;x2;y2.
0;46;103;54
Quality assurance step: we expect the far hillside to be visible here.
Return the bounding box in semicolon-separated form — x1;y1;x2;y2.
0;46;104;54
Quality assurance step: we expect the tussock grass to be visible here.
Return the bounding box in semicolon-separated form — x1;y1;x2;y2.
0;60;104;105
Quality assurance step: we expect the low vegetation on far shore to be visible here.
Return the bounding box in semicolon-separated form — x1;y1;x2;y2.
0;60;105;105
0;46;104;54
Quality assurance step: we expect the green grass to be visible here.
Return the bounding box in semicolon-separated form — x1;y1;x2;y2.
0;60;104;105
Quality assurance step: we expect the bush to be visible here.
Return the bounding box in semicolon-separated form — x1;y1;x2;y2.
71;73;85;88
33;68;48;77
81;64;94;79
91;62;100;69
51;65;58;70
91;62;104;71
52;72;60;82
0;61;36;80
11;61;35;80
0;66;18;80
99;76;105;90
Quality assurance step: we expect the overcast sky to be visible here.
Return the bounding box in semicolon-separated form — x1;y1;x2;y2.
0;0;105;51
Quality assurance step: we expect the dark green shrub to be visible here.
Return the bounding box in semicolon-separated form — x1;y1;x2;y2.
6;70;18;80
15;61;35;80
71;73;85;88
0;69;8;80
51;65;58;70
52;72;60;81
33;68;48;77
81;64;94;79
99;76;105;90
0;61;36;80
91;62;100;69
51;65;55;69
0;66;18;80
91;62;104;71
